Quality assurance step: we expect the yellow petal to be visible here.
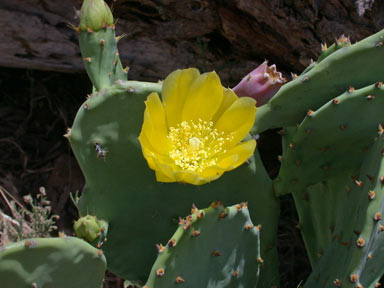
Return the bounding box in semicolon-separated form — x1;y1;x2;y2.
174;170;202;185
140;144;158;171
140;92;170;155
140;133;177;174
213;97;257;147
138;128;161;165
181;71;223;123
154;162;177;182
155;170;175;182
162;68;201;128
218;155;238;170
211;88;238;122
199;166;225;181
218;140;256;170
142;151;177;182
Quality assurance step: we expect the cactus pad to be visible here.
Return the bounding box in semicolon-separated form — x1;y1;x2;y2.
0;236;106;288
275;82;384;196
145;203;261;288
303;133;384;287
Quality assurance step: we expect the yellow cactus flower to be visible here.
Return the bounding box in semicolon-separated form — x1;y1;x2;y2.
138;68;257;185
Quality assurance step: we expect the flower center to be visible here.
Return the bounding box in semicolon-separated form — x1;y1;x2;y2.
168;119;233;172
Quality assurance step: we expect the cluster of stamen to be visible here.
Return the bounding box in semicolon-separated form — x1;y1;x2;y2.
264;64;287;84
168;119;233;172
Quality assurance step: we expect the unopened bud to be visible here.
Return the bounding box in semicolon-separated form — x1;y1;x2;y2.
79;0;114;32
233;61;286;107
73;215;107;242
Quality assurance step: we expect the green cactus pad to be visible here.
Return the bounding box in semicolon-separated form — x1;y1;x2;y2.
78;0;126;91
275;82;384;197
68;80;280;287
273;82;384;267
145;203;261;288
0;236;106;288
253;29;384;134
79;27;127;91
303;133;384;287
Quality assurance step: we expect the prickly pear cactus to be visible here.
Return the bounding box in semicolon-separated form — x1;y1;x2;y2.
260;27;384;287
68;81;279;285
145;202;261;288
68;1;280;287
0;236;106;288
68;1;384;287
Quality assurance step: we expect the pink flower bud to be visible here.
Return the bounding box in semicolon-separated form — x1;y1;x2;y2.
233;61;286;107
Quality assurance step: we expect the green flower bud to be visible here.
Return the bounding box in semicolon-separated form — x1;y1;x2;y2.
74;215;103;242
79;0;114;32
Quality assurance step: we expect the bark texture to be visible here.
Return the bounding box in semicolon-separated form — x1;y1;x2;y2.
1;0;384;84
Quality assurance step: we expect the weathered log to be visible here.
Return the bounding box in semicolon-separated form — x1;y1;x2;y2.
0;0;383;84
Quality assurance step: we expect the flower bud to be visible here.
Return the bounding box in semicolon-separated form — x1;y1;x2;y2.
233;61;286;107
79;0;114;32
74;215;102;242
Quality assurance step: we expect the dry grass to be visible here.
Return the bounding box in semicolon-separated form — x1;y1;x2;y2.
0;185;58;247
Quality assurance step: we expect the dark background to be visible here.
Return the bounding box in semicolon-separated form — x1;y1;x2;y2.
0;0;383;287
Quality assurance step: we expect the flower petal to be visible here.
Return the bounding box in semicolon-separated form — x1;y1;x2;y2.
139;139;158;171
162;68;201;128
199;166;225;181
213;97;257;147
174;170;202;185
155;163;177;182
141;149;177;182
155;170;175;182
218;140;256;170
212;88;238;123
139;92;170;155
181;71;223;123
